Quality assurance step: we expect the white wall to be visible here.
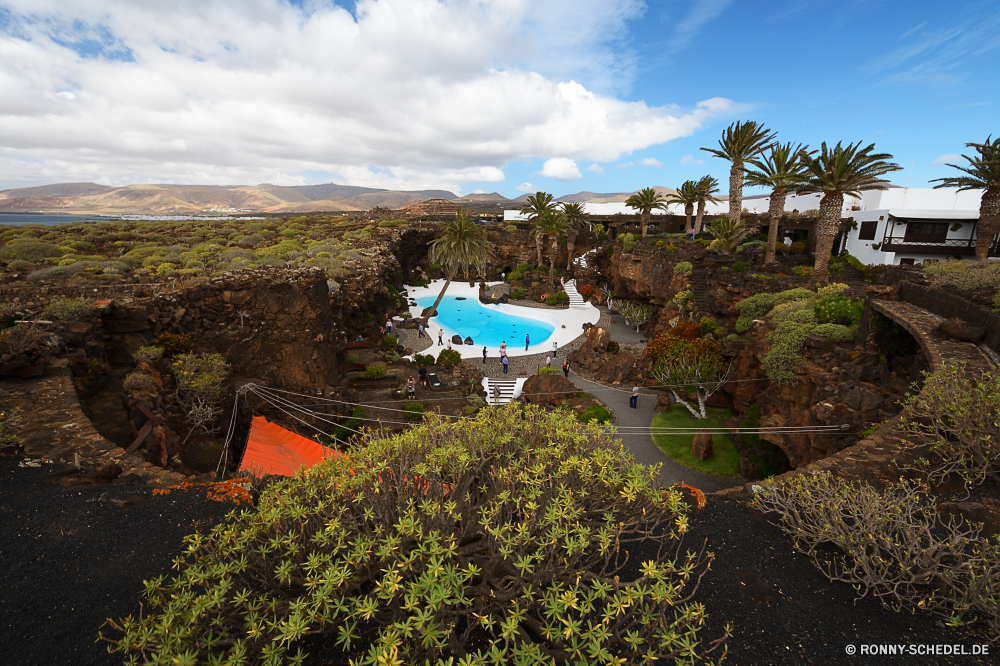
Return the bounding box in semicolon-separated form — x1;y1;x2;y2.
843;211;894;265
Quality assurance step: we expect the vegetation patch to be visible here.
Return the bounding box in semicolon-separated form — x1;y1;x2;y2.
42;297;94;321
650;404;740;476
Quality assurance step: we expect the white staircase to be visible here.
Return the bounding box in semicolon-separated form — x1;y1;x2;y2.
561;279;588;309
484;378;519;406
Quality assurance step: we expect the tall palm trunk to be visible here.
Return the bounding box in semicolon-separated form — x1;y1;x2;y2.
565;228;577;271
728;161;744;224
763;188;786;264
640;211;649;238
535;233;544;268
695;200;705;233
426;269;456;319
549;235;559;286
812;193;843;284
685;203;694;234
975;188;1000;262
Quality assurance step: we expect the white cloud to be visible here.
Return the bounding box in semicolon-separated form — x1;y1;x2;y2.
680;154;706;166
639;157;663;167
586;163;604;174
931;153;961;166
0;1;737;191
516;182;535;193
538;157;582;181
617;162;635;170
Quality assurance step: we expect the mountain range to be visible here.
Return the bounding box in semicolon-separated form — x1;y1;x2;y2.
0;182;678;215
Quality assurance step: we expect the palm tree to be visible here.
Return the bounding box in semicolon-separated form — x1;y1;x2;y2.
425;209;494;319
693;175;721;234
624;187;667;238
931;136;1000;263
666;181;698;234
520;191;557;267
560;201;588;270
533;208;570;286
701;120;776;224
706;216;748;254
744;142;810;264
795;141;901;283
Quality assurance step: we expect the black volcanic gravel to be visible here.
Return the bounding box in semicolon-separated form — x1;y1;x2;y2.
2;448;996;666
0;452;235;666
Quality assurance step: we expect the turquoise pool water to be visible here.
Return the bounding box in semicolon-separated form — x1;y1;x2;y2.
415;295;555;348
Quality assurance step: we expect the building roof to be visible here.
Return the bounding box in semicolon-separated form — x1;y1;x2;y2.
885;209;980;220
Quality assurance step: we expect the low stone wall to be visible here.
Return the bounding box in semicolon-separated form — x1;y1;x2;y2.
899;281;1000;357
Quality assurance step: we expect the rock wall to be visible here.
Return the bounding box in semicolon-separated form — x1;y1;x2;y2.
605;239;705;304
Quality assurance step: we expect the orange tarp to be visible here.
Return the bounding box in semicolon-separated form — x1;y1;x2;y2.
239;416;343;477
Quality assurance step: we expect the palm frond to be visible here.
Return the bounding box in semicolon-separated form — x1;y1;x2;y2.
744;142;811;190
624;187;667;214
665;181;699;208
931;135;1000;192
429;209;493;276
794;141;901;197
700;120;777;163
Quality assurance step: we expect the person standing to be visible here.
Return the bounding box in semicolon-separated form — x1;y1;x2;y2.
630;384;639;409
417;323;425;338
482;346;488;364
493;383;502;404
447;339;452;351
524;333;530;351
438;328;444;346
545;355;551;368
385;318;393;335
418;365;427;387
552;340;558;357
562;359;570;378
501;355;509;375
406;377;416;399
501;271;506;283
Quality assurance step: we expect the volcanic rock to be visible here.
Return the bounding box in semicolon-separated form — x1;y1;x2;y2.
520;374;577;407
691;430;713;460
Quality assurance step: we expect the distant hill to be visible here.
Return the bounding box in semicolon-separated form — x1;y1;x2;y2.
455;192;509;202
0;182;458;215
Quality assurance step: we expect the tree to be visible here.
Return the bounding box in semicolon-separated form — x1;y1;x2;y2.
533;208;569;286
694;175;721;234
650;338;730;419
701;120;776;224
425;209;493;318
609;297;656;332
520;191;557;266
796;142;901;283
666;181;698;234
624;187;667;238
744;142;811;264
560;201;588;270
706;216;748;254
931;136;1000;263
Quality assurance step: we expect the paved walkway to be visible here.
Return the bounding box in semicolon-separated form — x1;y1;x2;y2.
565;373;737;493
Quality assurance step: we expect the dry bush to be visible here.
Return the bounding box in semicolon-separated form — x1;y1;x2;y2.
0;323;44;355
753;472;1000;638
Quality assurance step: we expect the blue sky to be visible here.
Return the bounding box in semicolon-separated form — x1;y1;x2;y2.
0;0;997;196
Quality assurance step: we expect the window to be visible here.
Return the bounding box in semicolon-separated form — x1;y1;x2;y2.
858;221;878;241
899;258;916;266
904;222;948;242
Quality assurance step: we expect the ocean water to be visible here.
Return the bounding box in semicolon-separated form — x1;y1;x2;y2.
415;295;555;348
0;214;117;227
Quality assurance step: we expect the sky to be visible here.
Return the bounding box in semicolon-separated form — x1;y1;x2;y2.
0;0;997;197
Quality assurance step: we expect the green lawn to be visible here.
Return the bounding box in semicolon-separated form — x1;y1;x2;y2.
650;404;740;477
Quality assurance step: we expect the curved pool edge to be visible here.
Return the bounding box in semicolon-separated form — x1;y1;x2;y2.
404;280;600;359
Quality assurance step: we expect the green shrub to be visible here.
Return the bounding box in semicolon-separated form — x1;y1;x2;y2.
385;351;401;362
538;366;561;375
346;352;360;364
381;334;398;348
429;262;441;271
0;241;59;262
377;219;406;228
814;295;863;326
621;232;637;254
545;293;557;305
577;404;612;424
673;261;693;275
734;293;776;332
361;364;387;379
698;316;719;335
771;287;817;307
656;239;665;247
811;323;854;342
763;322;813;385
768;299;814;325
133;346;164;363
555;290;568;300
43;297;94;321
511;286;526;299
436;348;462;368
504;224;518;233
122;372;155;393
507;270;523;282
105;405;719;666
6;260;33;272
403;401;424;422
731;261;750;273
152;332;193;355
413;353;435;367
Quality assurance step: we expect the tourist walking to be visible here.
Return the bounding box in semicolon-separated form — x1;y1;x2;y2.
501;355;509;374
385;319;393;335
500;341;507;355
552;340;558;357
629;384;639;409
418;365;427;387
545;355;551;368
417;323;425;338
406;377;416;399
524;333;530;351
482;346;487;364
438;328;444;346
493;384;502;404
447;339;452;351
501;272;506;283
562;359;570;378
